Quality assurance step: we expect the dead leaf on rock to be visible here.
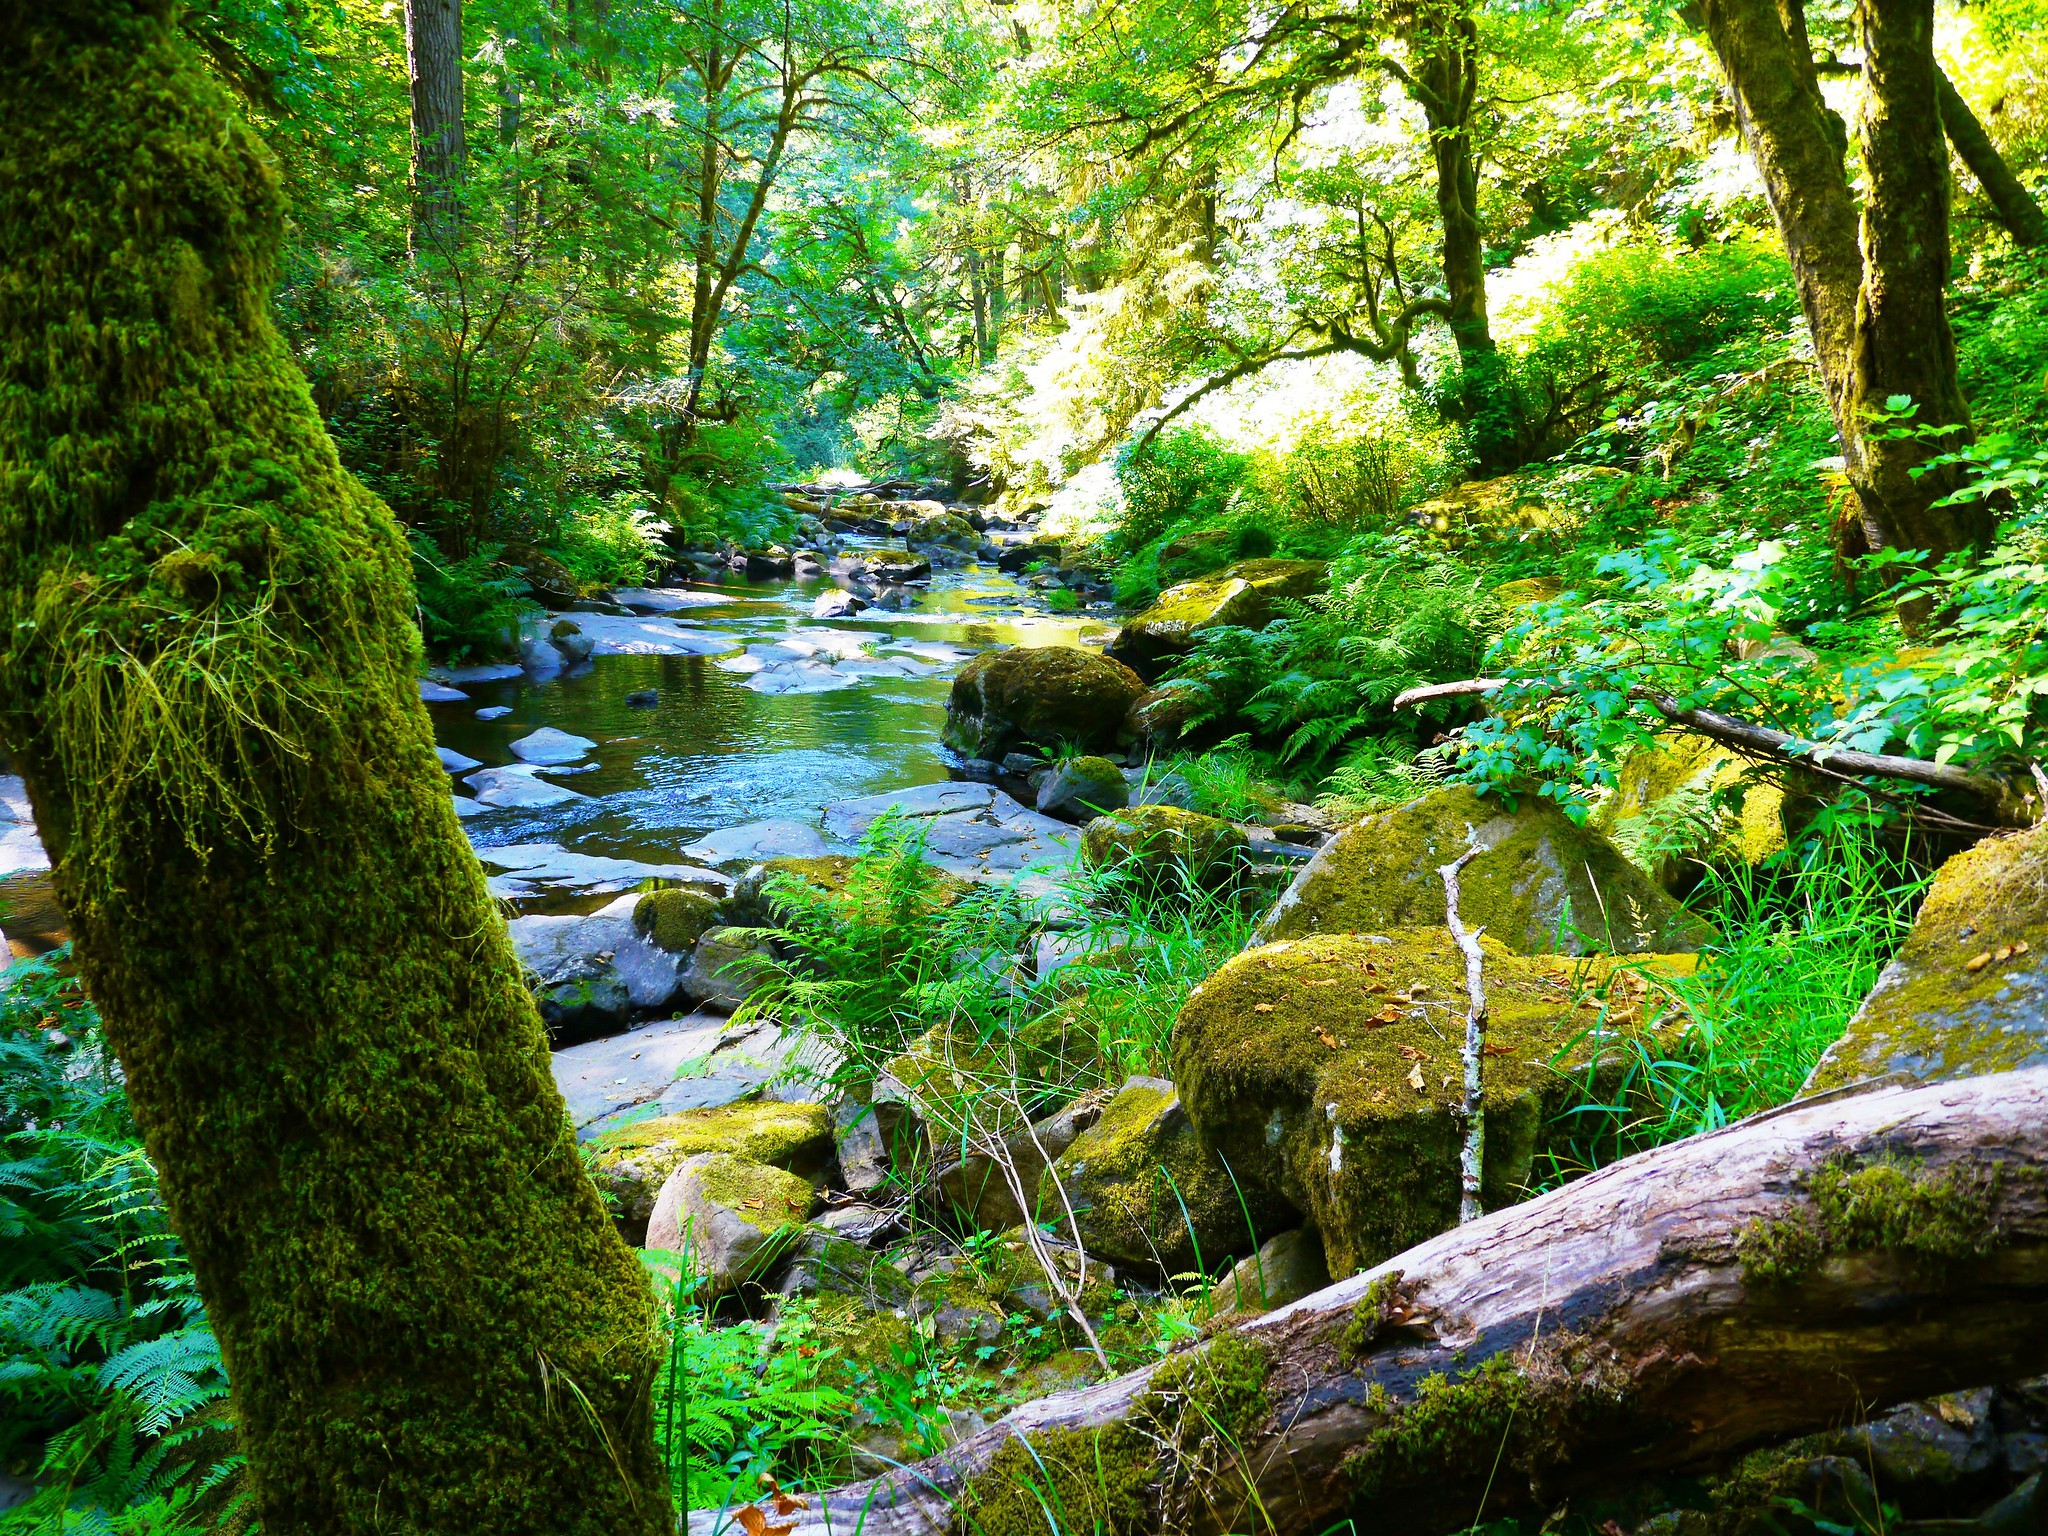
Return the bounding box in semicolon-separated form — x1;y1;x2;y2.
1966;950;1993;972
1407;1062;1426;1092
1314;1027;1344;1050
1397;1044;1426;1061
735;1507;796;1536
1254;1002;1276;1013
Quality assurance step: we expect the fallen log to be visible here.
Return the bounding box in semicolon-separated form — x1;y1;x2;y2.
692;1068;2048;1536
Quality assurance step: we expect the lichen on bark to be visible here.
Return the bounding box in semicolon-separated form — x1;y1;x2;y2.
0;5;669;1531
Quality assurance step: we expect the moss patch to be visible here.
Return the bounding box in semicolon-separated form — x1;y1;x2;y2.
631;887;723;953
1259;783;1710;956
1738;1157;2005;1285
952;1336;1270;1536
588;1101;834;1222
1105;559;1324;677
1594;732;1787;884
1804;819;2048;1092
1173;931;1695;1274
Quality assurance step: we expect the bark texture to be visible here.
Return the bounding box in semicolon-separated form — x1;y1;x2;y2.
0;6;669;1533
404;0;466;254
708;1068;2048;1536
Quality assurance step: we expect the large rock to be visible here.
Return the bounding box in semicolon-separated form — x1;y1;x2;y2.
631;887;724;954
644;1152;817;1291
679;926;776;1011
1037;1075;1269;1275
1106;559;1326;678
832;548;931;585
724;853;973;929
1595;731;1787;891
509;893;685;1036
1035;756;1130;822
683;818;831;871
509;726;597;765
1174;929;1697;1274
1257;783;1709;955
1079;805;1248;890
1804;820;2048;1093
942;647;1145;760
587;1101;834;1234
463;766;587;809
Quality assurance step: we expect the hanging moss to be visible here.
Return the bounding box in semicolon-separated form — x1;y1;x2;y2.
1738;1157;2005;1286
0;6;667;1532
953;1336;1271;1536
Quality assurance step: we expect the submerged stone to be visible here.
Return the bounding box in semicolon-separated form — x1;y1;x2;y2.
1173;929;1697;1273
1257;783;1709;955
1804;819;2048;1092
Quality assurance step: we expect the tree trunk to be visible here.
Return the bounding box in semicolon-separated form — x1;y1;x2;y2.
0;8;670;1535
1938;67;2048;247
404;0;465;255
718;1068;2048;1536
1698;0;1990;582
1849;0;1988;568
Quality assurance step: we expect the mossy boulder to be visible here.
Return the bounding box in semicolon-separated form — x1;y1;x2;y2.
1126;684;1203;750
935;1090;1107;1234
725;853;974;930
631;886;724;954
643;1152;817;1292
942;646;1146;759
1105;559;1326;679
679;926;775;1011
1595;732;1786;892
1155;527;1239;582
1405;477;1560;538
586;1101;834;1231
1804;820;2048;1093
1173;929;1697;1274
1038;1076;1274;1275
1080;805;1249;890
1036;755;1130;821
1257;784;1709;955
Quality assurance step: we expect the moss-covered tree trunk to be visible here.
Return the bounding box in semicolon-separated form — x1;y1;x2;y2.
0;6;671;1533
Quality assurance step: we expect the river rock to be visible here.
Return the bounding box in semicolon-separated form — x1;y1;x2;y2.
549;619;597;663
813;588;869;619
551;1014;732;1131
644;1153;817;1291
586;1100;834;1235
632;887;725;954
684;819;831;870
1126;685;1204;751
436;746;482;773
509;726;597;765
1130;771;1196;809
419;678;469;702
1035;756;1130;821
1206;1227;1330;1321
1106;559;1327;678
509;892;687;1035
935;1091;1107;1234
1080;805;1248;889
475;705;512;720
832;548;931;585
680;926;776;1011
1257;783;1709;955
462;766;587;809
625;689;659;709
942;646;1145;759
1174;929;1696;1274
1804;818;2048;1093
1037;1075;1264;1275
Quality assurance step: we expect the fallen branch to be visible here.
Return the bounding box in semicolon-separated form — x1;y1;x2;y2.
697;1068;2048;1536
1390;677;2009;805
1437;846;1488;1225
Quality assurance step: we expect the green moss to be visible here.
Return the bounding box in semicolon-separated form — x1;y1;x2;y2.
588;1101;833;1221
943;646;1146;757
953;1337;1270;1536
0;6;666;1530
1738;1157;2004;1285
1344;1354;1533;1498
1173;931;1696;1273
1805;819;2048;1092
1079;805;1249;889
1337;1271;1405;1366
631;887;722;953
1260;783;1711;955
1594;733;1786;879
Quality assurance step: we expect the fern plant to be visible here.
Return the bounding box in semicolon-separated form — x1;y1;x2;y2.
0;952;244;1535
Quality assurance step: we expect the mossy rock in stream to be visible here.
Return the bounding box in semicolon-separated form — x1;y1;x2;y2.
1174;929;1697;1274
1080;804;1249;890
943;645;1146;759
1804;819;2048;1093
1257;784;1710;955
587;1100;834;1229
631;886;724;954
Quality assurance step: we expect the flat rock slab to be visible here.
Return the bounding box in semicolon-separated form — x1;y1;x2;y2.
524;612;743;658
610;587;733;612
822;781;997;842
437;662;525;683
650;1022;797;1117
553;1015;732;1131
419;678;470;702
510;727;597;765
684;819;831;869
464;766;588;808
437;746;482;773
476;842;729;897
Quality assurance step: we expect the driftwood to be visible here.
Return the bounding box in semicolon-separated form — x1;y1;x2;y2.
692;1068;2048;1536
1390;676;2011;807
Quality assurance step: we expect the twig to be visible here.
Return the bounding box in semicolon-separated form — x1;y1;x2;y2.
1438;846;1488;1225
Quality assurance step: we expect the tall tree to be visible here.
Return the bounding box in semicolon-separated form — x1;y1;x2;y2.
1698;0;1991;584
406;0;466;254
0;5;670;1533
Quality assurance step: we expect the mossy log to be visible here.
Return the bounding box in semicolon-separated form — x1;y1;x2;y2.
0;5;667;1532
699;1068;2048;1536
